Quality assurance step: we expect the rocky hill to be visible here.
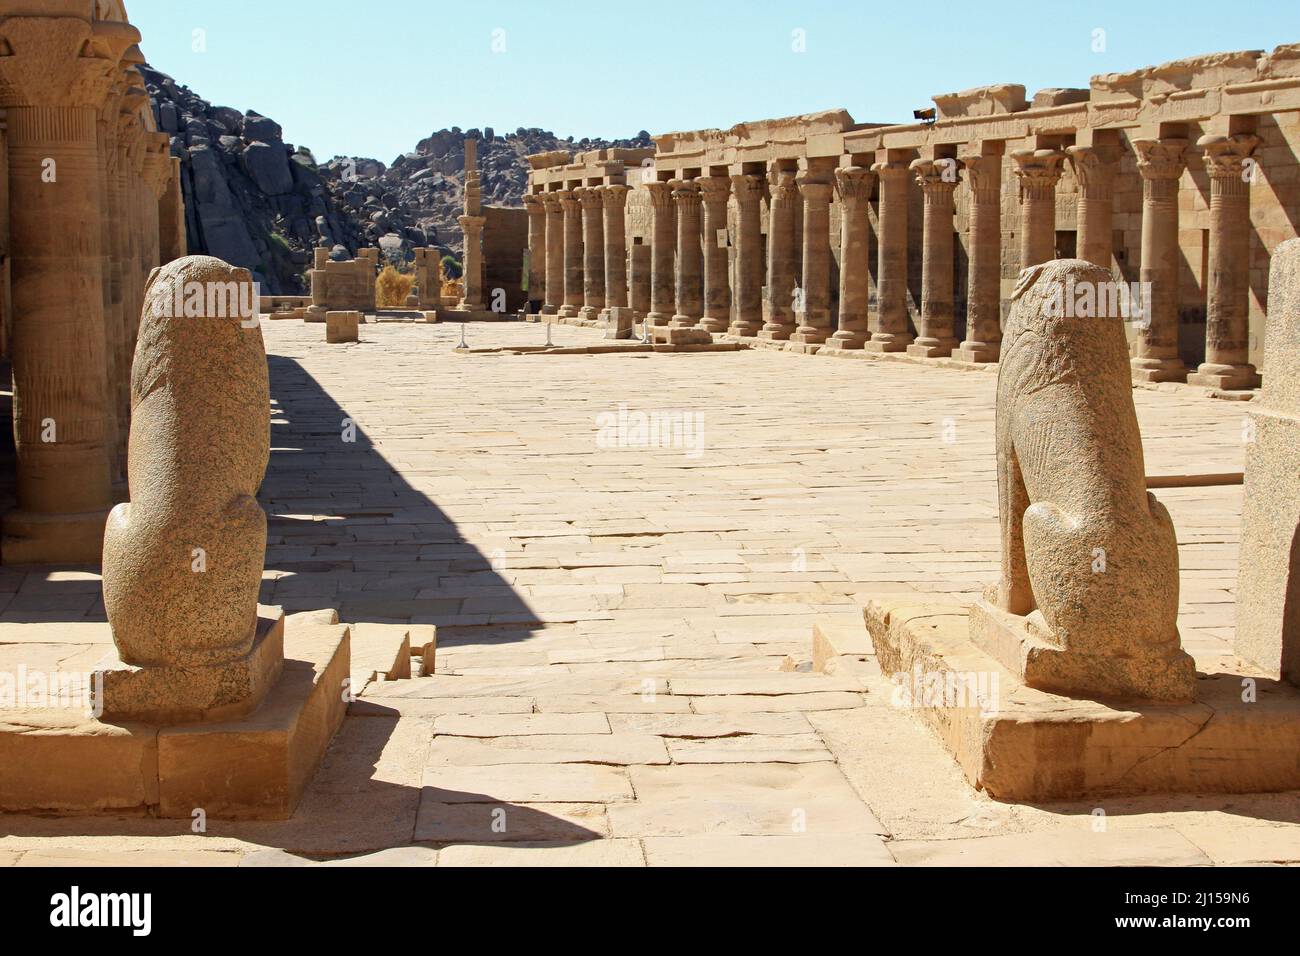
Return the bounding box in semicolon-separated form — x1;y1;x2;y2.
143;65;651;294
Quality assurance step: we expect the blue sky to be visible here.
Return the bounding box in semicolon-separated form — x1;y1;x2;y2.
128;0;1300;164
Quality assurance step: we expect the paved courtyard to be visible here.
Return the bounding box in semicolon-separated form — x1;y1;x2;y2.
1;317;1296;867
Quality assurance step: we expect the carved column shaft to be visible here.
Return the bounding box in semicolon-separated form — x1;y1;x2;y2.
558;190;583;318
1012;149;1064;269
1067;145;1115;268
458;215;486;310
645;181;675;325
826;167;873;349
1132;139;1188;382
577;187;605;320
908;159;958;357
759;169;799;340
866;161;912;351
523;194;546;308
956;152;1002;362
790;175;833;345
601;185;630;311
698;176;731;333
542;193;564;314
669;180;703;327
729;174;764;336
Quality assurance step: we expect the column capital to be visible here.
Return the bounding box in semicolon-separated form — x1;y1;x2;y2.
0;16;141;110
669;178;701;208
1065;144;1116;193
1198;132;1259;180
909;157;960;194
1011;148;1065;200
834;166;875;202
869;160;910;181
956;151;1001;199
697;175;731;203
575;186;604;209
522;193;546;213
768;169;799;202
540;191;564;211
796;173;833;203
730;173;765;204
555;189;580;211
645;180;675;210
1133;137;1188;180
597;183;631;208
458;215;486;232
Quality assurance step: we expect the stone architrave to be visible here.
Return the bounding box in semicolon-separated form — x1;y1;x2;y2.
824;167;874;350
1131;138;1189;383
865;159;913;352
577;186;606;321
1010;148;1065;268
101;256;272;715
790;172;834;347
759;168;800;340
1235;238;1300;684
907;157;959;358
1188;133;1262;390
954;149;1003;362
697;176;732;333
542;192;564;315
0;13;141;564
728;174;765;337
972;258;1196;702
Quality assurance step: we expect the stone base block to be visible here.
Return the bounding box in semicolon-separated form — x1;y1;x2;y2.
786;342;823;355
906;340;956;359
1130;357;1187;383
821;334;868;351
422;311;440;323
969;599;1197;702
864;335;912;353
0;617;349;819
863;598;1300;801
303;306;327;324
1187;363;1261;391
604;307;634;340
654;326;712;346
1;507;110;566
952;345;999;363
326;311;360;343
757;325;794;342
98;610;285;724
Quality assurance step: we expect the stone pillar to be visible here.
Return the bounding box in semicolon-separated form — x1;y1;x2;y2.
458;215;486;311
557;190;583;318
698;176;732;333
866;159;913;352
523;194;546;311
669;179;705;332
542;192;564;315
0;13;139;564
790;172;834;348
759;168;799;340
1188;134;1261;390
1011;148;1064;269
729;174;765;337
1066;145;1116;269
159;156;188;264
600;184;630;315
907;158;959;358
1131;138;1189;383
645;181;676;327
577;187;606;321
824;167;874;350
955;149;1002;362
629;241;651;317
1235;238;1300;684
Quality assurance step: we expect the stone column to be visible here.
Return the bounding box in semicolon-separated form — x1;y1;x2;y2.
542;192;564;315
600;184;630;315
759;168;800;340
557;189;583;318
1011;148;1065;269
824;167;874;350
908;158;959;358
523;194;546;311
630;241;651;317
159;156;188;264
577;187;606;321
458;215;486;311
729;174;765;337
1188;134;1261;390
698;176;732;333
645;181;676;327
1066;145;1116;269
669;179;705;333
0;13;138;564
790;173;834;348
1131;138;1189;383
955;150;1002;362
866;160;913;352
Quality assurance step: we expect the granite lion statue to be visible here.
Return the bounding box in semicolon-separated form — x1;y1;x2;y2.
989;258;1195;700
103;255;270;669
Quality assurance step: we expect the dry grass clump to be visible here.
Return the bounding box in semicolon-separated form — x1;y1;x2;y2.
376;265;414;308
